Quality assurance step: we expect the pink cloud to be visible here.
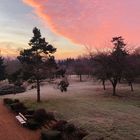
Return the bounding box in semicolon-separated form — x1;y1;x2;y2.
23;0;140;48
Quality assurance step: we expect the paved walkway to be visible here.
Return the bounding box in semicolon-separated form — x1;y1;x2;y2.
0;102;40;140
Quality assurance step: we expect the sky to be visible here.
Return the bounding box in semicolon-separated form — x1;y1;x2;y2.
1;0;140;59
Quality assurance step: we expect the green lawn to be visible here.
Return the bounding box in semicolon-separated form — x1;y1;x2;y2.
23;82;140;140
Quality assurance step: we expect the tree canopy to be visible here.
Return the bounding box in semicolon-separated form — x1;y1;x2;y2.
18;27;56;102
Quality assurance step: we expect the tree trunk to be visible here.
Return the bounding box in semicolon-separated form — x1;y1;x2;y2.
80;74;82;82
130;82;134;92
110;79;117;96
102;80;106;90
112;83;117;96
36;79;41;102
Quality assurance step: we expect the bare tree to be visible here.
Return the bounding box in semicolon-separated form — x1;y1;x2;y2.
93;36;128;95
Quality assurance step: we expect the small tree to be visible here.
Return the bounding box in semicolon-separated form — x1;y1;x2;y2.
109;37;128;95
18;27;56;102
74;60;84;82
92;53;108;90
124;53;140;91
93;37;128;95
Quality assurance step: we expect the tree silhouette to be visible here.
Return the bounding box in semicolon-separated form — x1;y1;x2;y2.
124;53;140;91
92;53;108;90
18;27;56;102
0;56;6;81
109;36;128;95
93;37;128;95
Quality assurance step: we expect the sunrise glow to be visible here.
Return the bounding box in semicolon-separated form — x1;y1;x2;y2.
1;0;140;58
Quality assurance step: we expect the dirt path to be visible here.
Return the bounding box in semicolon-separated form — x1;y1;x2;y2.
0;102;40;140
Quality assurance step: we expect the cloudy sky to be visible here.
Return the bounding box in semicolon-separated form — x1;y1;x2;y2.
1;0;140;59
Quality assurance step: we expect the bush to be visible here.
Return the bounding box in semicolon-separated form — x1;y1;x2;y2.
3;98;14;105
33;109;48;123
24;109;35;119
52;120;67;131
25;109;35;115
14;99;20;103
14;81;23;87
63;123;77;134
14;86;26;93
0;85;25;95
61;123;88;140
75;129;88;140
46;112;55;121
3;98;20;106
41;130;61;140
26;119;41;130
10;102;27;113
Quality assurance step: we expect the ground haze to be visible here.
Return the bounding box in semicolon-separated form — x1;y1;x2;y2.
2;76;140;140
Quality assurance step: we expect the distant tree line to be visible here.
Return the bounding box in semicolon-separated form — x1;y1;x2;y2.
58;37;140;95
0;32;140;100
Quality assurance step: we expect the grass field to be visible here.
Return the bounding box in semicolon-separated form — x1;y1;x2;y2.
20;78;140;140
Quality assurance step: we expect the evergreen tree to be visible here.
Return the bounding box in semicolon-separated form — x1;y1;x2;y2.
109;36;128;95
93;36;128;95
18;27;56;102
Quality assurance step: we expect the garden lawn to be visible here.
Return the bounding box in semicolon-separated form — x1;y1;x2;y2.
22;81;140;140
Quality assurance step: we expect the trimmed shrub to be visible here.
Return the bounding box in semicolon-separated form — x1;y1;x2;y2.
3;98;13;105
0;85;25;95
14;99;20;103
3;98;20;106
10;102;27;113
61;123;88;140
63;123;77;134
25;109;34;115
52;120;67;131
14;86;26;93
41;130;61;140
33;109;48;123
24;109;35;119
46;112;55;121
26;119;41;130
75;129;88;140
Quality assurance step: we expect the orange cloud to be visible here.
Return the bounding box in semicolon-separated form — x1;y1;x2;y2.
23;0;140;48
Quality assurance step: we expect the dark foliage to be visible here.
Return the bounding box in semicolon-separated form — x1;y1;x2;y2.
0;85;25;95
93;36;128;95
45;111;56;121
33;109;55;123
52;121;87;139
75;129;88;140
33;108;48;123
3;98;14;105
17;27;56;102
52;120;68;131
0;56;6;81
63;123;77;134
41;130;62;140
10;102;27;113
3;98;20;105
8;69;22;84
25;109;35;115
26;119;41;130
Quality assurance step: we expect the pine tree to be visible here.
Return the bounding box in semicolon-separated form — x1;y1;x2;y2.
18;27;56;102
109;36;128;95
93;36;128;96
